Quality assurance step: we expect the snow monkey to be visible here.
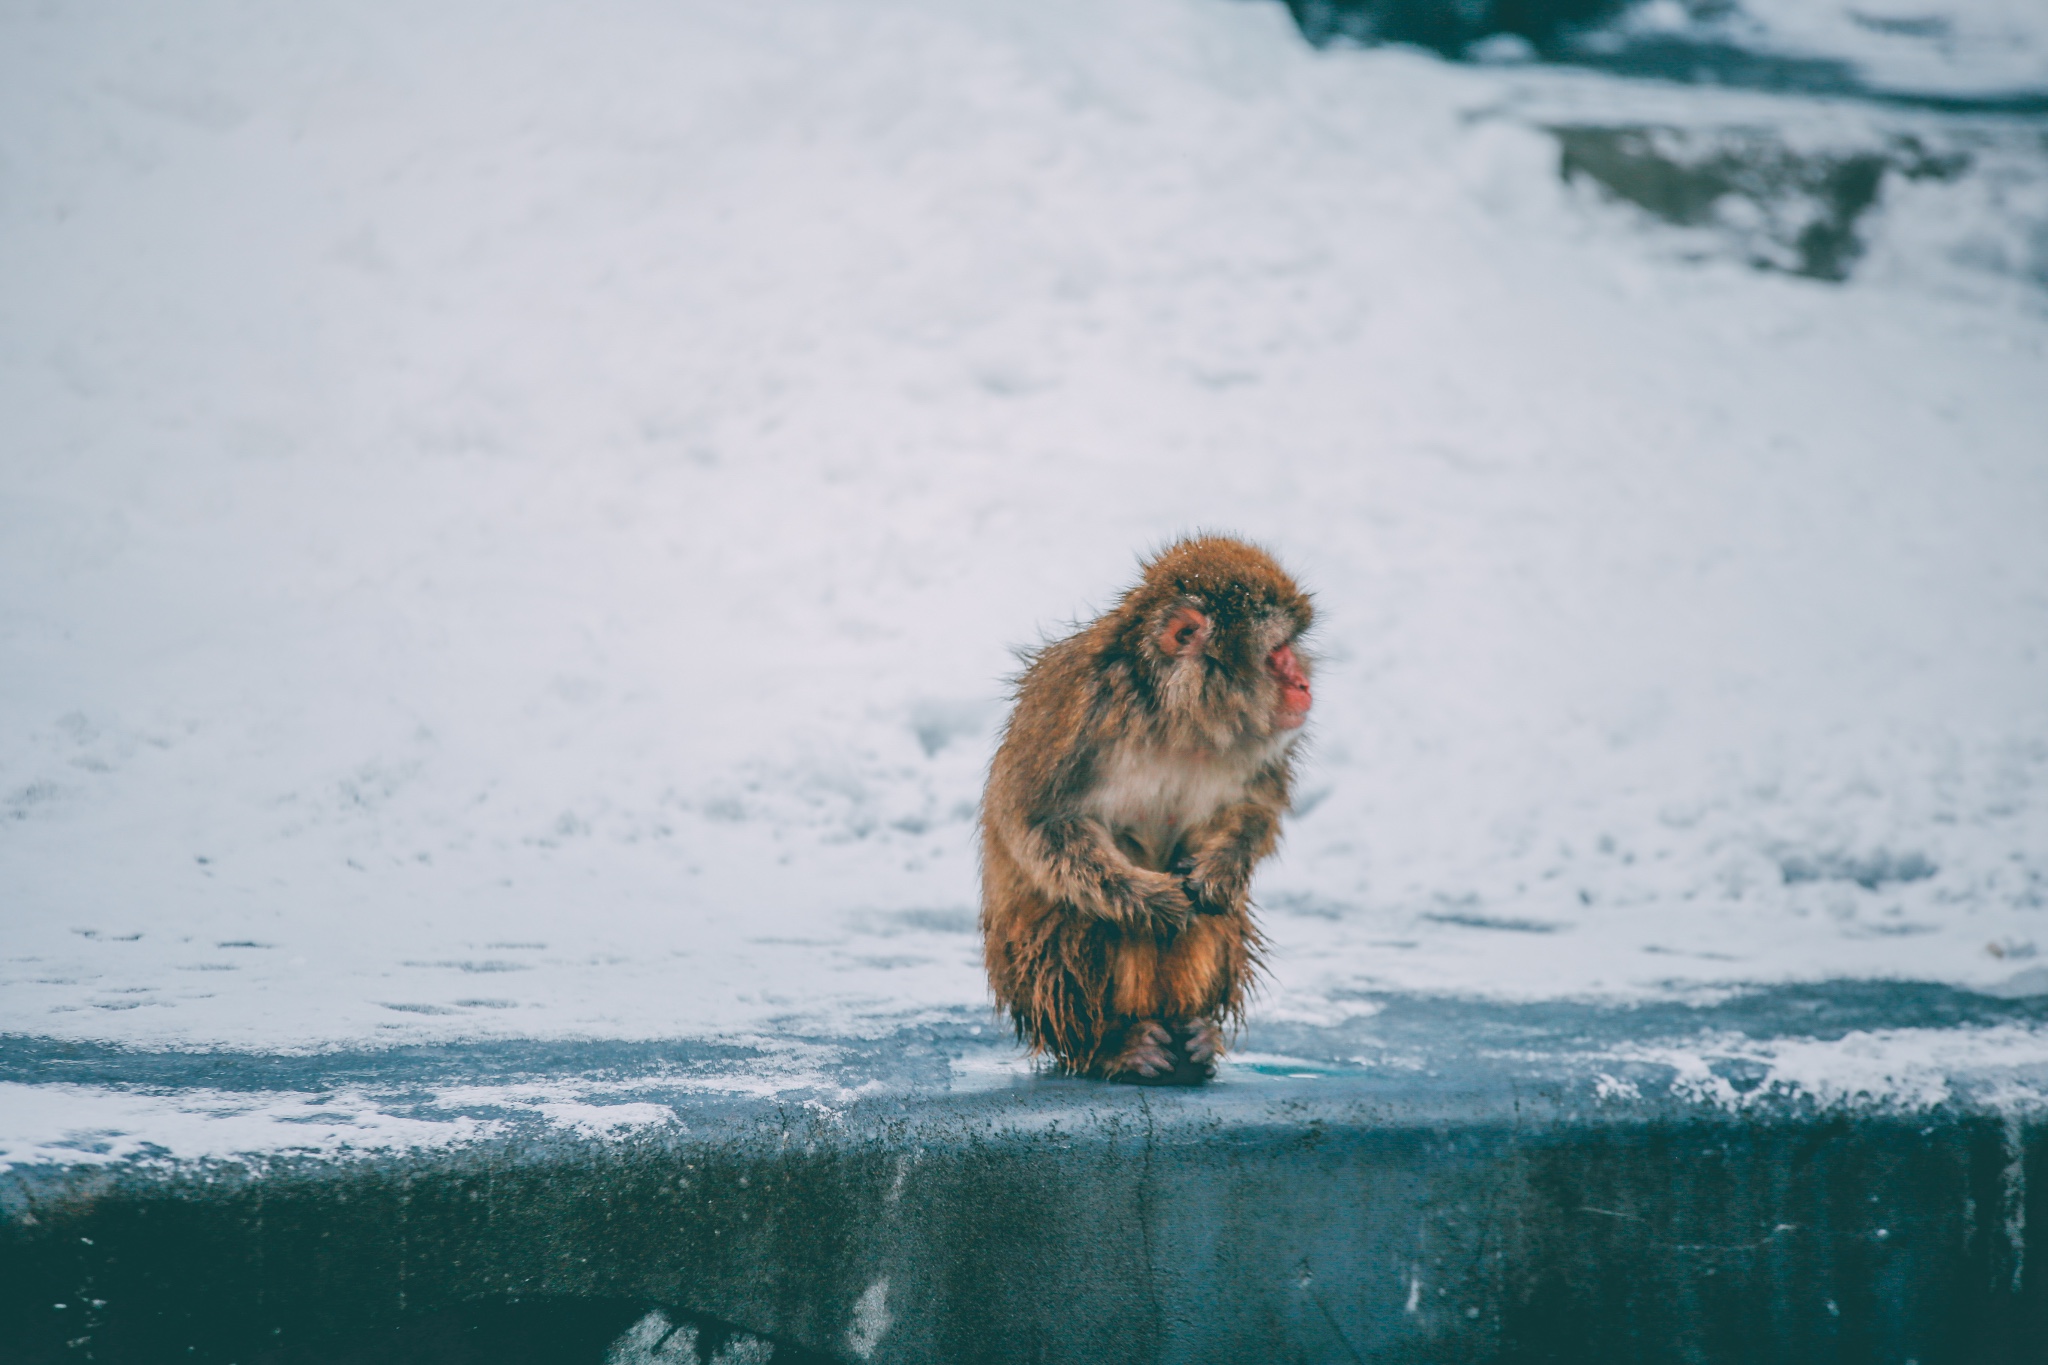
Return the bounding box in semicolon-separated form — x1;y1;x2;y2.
980;536;1314;1082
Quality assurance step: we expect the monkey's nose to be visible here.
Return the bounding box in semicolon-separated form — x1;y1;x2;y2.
1270;644;1312;724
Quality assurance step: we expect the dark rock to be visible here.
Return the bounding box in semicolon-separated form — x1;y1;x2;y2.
1551;124;1970;280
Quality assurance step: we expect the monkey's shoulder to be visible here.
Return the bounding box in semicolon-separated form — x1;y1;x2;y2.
1005;635;1128;726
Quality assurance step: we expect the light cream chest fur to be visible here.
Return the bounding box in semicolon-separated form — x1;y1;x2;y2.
1083;736;1292;870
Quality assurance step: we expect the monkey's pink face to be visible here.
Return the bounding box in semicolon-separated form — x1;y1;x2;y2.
1269;643;1312;729
1156;604;1312;732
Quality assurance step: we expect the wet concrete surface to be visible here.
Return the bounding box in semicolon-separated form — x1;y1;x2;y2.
4;982;2045;1363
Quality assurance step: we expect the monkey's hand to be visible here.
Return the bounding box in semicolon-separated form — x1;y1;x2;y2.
1131;870;1193;933
1175;802;1279;916
1178;859;1248;917
1021;815;1191;928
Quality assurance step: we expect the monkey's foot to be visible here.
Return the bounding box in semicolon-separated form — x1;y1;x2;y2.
1101;1021;1176;1082
1178;1020;1226;1071
1100;1020;1223;1085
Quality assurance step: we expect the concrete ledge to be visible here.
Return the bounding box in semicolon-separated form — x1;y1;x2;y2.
5;985;2045;1363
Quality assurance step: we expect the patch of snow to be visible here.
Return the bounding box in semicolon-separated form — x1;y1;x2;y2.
846;1279;894;1360
1606;1022;2048;1112
1669;0;2048;101
0;1081;496;1170
0;0;2043;1105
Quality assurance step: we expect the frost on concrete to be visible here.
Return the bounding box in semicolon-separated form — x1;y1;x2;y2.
1603;1022;2048;1113
2;0;2046;1154
605;1310;776;1365
847;1280;894;1361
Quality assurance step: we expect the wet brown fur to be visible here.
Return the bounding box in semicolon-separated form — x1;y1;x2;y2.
979;535;1314;1079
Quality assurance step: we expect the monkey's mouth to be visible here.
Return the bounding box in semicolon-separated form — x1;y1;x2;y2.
1269;644;1312;728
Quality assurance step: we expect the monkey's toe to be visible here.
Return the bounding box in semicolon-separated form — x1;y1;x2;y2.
1181;1020;1226;1067
1103;1021;1175;1082
1101;1021;1222;1085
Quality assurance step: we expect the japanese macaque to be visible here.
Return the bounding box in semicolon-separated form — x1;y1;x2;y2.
980;536;1314;1082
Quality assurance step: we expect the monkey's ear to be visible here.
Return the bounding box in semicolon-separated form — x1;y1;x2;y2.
1156;606;1210;657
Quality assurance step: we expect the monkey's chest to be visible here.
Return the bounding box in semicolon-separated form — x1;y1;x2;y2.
1083;750;1250;871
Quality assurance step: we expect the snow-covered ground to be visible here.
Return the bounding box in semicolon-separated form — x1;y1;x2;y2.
4;0;2046;1124
1583;0;2048;104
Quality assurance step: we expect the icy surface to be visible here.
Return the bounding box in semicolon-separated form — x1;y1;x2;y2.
3;0;2047;1127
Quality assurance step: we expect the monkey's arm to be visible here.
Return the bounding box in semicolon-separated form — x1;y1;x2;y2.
1009;812;1193;929
1177;798;1284;917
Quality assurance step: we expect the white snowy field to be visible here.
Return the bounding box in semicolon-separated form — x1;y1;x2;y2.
4;0;2047;1066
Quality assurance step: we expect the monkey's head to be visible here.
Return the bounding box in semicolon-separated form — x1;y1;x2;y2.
1118;536;1314;747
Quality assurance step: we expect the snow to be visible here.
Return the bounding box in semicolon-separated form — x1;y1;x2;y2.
1608;0;2048;103
1604;1021;2048;1112
3;0;2046;1147
0;1080;496;1171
